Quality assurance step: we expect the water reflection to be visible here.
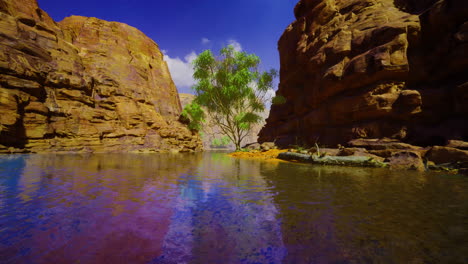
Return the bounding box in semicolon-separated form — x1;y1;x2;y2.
0;153;285;263
1;154;203;263
0;153;467;263
156;153;285;263
267;163;468;263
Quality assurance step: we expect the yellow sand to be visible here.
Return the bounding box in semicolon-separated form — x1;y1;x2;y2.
228;149;288;162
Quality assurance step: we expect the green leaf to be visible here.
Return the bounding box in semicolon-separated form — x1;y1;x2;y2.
211;135;231;147
189;45;277;150
181;102;205;131
272;95;286;105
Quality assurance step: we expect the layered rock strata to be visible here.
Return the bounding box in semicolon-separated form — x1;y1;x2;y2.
0;0;202;153
259;0;468;148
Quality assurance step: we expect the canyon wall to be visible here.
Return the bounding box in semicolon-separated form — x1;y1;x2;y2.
259;0;468;147
0;0;202;153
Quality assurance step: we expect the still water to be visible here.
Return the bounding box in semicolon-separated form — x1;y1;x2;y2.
0;152;467;264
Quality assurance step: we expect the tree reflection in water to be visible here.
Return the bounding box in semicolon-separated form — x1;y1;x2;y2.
0;153;467;263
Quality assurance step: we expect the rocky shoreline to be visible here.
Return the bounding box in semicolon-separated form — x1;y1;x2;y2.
236;140;468;175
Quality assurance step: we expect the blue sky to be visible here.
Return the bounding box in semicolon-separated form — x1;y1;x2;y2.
37;0;298;94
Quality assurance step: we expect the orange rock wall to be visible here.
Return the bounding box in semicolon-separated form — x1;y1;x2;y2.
0;0;202;152
259;0;468;147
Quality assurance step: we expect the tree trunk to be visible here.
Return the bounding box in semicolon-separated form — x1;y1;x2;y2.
235;140;241;151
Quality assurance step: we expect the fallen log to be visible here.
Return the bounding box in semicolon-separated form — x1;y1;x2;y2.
277;152;312;162
277;152;388;168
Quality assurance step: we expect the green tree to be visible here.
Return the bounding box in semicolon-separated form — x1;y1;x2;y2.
185;45;283;150
181;102;205;131
211;135;231;148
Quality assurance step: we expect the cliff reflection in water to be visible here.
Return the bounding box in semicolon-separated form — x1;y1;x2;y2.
0;153;285;263
0;153;467;263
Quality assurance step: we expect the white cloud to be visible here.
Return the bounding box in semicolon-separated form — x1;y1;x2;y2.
201;38;211;45
259;88;277;111
248;81;276;104
265;89;276;102
184;52;197;63
227;39;242;52
163;51;197;89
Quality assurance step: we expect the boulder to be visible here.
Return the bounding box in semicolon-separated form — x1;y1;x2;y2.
347;138;423;150
338;147;385;162
244;142;261;150
338;148;368;156
426;146;468;165
446;140;468;150
387;151;425;171
260;142;276;151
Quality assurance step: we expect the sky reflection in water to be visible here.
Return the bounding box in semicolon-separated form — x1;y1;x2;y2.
0;153;467;264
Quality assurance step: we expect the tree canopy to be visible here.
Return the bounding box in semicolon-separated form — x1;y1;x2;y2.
182;45;284;150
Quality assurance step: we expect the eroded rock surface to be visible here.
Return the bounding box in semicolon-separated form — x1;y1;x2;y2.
259;0;468;148
0;0;202;153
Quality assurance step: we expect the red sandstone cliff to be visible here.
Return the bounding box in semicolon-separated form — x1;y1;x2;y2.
0;0;202;153
259;0;468;147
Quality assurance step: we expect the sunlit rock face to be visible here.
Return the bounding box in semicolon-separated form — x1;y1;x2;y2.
259;0;468;147
0;0;202;153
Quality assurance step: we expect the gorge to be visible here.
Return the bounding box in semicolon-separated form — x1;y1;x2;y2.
1;1;468;263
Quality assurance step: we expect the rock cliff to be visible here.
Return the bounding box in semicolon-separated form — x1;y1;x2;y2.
259;0;468;147
0;0;202;153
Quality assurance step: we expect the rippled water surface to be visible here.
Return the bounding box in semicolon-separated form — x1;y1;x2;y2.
0;153;467;263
